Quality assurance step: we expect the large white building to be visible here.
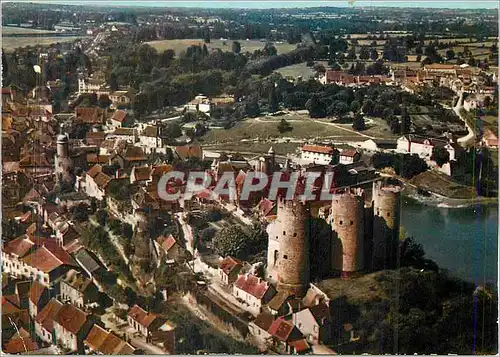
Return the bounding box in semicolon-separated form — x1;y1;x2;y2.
300;144;339;166
396;135;461;161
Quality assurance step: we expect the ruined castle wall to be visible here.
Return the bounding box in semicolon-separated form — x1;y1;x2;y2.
372;181;401;270
330;191;365;277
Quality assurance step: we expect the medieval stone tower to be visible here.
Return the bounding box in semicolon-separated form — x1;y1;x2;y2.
266;197;310;297
329;189;365;278
54;133;75;186
371;180;402;270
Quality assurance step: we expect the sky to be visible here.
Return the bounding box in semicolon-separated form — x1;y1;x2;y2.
8;0;500;9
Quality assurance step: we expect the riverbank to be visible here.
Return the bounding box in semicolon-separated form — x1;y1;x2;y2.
403;186;498;208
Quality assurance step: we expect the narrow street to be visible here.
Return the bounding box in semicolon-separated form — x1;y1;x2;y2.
453;91;476;146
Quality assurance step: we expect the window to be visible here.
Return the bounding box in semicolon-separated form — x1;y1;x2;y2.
283;255;288;259
350;221;353;225
293;233;297;237
339;220;343;225
387;212;391;217
283;231;286;235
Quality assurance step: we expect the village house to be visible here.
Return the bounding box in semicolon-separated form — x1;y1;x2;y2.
53;303;94;353
84;324;136;355
292;303;332;345
110;145;148;169
4;328;40;354
248;312;274;349
232;273;277;315
184;94;212;114
268;291;300;316
85;131;106;147
109;109;133;129
397;135;452;160
174;142;203;161
127;304;171;341
28;280;50;319
139;125;164;154
108;127;137;143
218;256;243;285
267;317;310;354
300;144;339;166
75;107;105;125
60;269;99;309
35;298;64;345
159;234;186;262
109;90;132;108
339;149;361;165
84;164;112;201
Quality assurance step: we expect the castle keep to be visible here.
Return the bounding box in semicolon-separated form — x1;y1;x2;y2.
266;179;401;288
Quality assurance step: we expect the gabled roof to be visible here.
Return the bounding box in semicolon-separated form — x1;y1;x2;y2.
340;149;359;157
84;325;108;352
4;333;39;354
29;280;48;305
76;107;104;124
127;304;159;328
111;110;129;123
35;298;63;333
2;295;22;315
22;243;76;273
219;256;243;276
289;338;310;353
252;312;274;331
87;164;103;179
93;172;112;189
122;145;147;162
175;143;202;161
267;317;301;342
302;144;334;155
54;303;88;334
74;249;101;274
161;234;178;252
309;303;331;325
141;125;158;137
268;290;294;311
112;127;137;136
233;274;273;299
132;165;151;182
87;154;110;164
3;235;35;257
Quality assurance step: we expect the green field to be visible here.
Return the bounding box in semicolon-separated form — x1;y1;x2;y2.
2;26;57;35
145;38;297;56
274;62;316;80
3;36;85;52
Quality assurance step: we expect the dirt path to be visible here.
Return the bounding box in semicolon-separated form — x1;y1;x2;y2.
454;91;476;146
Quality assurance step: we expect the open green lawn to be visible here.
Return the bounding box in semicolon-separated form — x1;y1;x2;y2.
204;141;301;156
145;38;297;56
3;36;85;52
2;26;57;34
274;62;316;80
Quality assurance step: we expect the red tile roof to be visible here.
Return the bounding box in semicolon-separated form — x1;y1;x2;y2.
76;107;104;124
219;256;243;276
87;153;110;164
22;243;76;273
3;235;35;257
289;338;310;353
302;144;334;155
84;325;109;352
233;274;273;299
111;110;129;123
128;304;159;328
252;312;275;331
2;295;21;315
4;334;39;354
267;317;299;342
161;235;178;252
340;149;359;157
54;303;88;335
29;280;48;305
87;164;103;178
35;298;63;333
309;303;331;325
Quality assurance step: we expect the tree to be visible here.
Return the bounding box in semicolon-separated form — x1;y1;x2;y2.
359;46;370;60
71;204;89;222
305;96;326;118
445;49;455;60
245;100;260;117
212;226;249;259
277;118;293;133
203;27;211;43
108;72;118;91
313;63;326;74
163;123;183;139
232;41;241;54
132;93;148;119
352;112;366;131
95;209;108;226
432;146;450;167
268;88;279;113
98;94;112;108
346;46;357;60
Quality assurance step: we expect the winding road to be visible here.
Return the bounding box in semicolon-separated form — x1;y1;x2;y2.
453;91;476;146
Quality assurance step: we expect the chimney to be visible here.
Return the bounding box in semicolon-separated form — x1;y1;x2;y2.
115;169;121;179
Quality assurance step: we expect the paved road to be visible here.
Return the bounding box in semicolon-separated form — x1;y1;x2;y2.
453;91;476;146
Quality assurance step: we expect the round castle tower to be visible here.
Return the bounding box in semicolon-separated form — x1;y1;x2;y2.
372;180;401;270
266;197;310;297
330;189;365;278
56;134;69;158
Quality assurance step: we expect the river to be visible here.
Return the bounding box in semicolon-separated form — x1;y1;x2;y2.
401;198;498;284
